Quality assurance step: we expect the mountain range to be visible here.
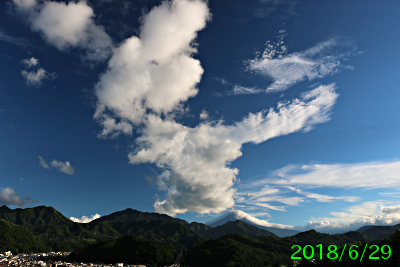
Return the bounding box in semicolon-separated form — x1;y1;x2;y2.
1;205;400;266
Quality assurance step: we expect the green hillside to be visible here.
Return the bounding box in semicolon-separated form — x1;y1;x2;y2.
87;219;207;250
0;219;51;254
66;235;176;267
2;204;400;266
183;233;291;266
361;224;400;240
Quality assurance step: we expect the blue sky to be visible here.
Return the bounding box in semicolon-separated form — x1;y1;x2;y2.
1;0;400;233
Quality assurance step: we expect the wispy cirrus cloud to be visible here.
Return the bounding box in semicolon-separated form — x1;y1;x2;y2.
271;161;400;188
233;160;400;233
254;202;286;211
254;0;297;19
223;30;357;96
231;85;262;95
38;155;49;169
214;78;262;96
246;30;358;93
235;183;357;214
286;186;359;203
236;185;304;207
0;30;33;48
38;156;75;175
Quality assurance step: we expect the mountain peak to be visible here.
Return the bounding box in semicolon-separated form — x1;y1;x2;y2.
0;205;12;213
93;207;188;225
206;209;299;237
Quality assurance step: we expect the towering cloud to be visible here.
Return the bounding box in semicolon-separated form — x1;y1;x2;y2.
92;0;340;216
94;0;211;128
128;84;338;215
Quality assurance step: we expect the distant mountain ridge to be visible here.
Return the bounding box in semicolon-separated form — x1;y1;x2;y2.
92;208;188;225
2;204;400;254
0;205;278;251
357;225;376;232
358;224;400;240
2;205;400;266
206;209;299;237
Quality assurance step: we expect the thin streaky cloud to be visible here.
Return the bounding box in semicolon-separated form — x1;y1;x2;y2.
256;196;304;206
214;77;261;96
255;202;286;211
231;85;262;95
287;186;359;203
271;161;400;188
38;155;49;169
0;30;34;48
247;32;357;93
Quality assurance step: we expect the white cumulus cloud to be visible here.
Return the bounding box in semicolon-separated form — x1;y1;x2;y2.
70;214;101;223
94;0;210;127
20;57;54;86
0;187;25;206
13;0;113;61
38;156;75;175
22;57;39;67
21;68;48;85
50;160;75;175
298;201;400;234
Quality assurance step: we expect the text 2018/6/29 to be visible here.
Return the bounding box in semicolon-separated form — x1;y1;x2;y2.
291;244;391;262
